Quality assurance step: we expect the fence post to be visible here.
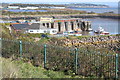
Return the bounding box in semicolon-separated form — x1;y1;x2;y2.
0;38;2;57
75;48;78;74
44;44;47;68
19;40;22;58
115;54;119;79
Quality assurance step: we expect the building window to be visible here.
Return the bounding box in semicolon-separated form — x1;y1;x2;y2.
52;30;56;33
44;31;47;33
30;30;33;32
51;23;54;28
46;23;49;28
43;23;45;26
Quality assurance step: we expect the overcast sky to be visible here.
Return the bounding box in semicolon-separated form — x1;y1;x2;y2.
1;0;120;3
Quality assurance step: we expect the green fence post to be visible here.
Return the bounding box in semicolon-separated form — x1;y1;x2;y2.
115;54;118;79
44;44;47;68
75;48;78;74
19;40;22;58
0;38;2;57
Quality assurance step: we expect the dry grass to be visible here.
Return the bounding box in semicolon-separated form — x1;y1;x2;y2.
0;57;20;79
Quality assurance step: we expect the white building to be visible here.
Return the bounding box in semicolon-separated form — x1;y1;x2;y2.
20;6;39;10
50;7;66;9
8;6;19;9
26;6;39;9
26;23;58;34
27;29;58;34
19;7;28;10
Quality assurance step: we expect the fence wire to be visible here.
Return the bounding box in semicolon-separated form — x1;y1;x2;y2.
1;38;119;79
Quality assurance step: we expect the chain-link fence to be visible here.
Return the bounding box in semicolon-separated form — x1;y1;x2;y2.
1;38;119;79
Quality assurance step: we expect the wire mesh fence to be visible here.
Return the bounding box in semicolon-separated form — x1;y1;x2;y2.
77;47;116;78
1;38;119;79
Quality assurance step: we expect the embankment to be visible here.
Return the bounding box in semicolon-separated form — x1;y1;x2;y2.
1;14;119;20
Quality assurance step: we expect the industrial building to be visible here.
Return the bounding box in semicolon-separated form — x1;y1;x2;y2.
10;17;92;34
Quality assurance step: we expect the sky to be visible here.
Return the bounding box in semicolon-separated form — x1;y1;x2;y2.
1;0;119;7
1;0;120;3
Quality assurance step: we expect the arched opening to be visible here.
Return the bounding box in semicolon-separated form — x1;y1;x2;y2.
51;23;54;28
77;23;79;28
43;23;45;26
46;23;49;28
71;22;74;30
58;22;61;32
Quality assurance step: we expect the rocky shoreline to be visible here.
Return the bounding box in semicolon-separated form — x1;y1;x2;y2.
49;35;120;53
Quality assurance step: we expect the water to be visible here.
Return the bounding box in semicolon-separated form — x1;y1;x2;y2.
5;7;118;14
3;18;118;36
81;18;118;35
69;7;118;14
6;9;48;12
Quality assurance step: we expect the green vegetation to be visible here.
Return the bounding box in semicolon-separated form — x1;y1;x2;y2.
9;3;66;7
2;8;87;16
1;23;13;39
1;57;85;78
1;24;49;42
1;23;119;79
1;38;117;78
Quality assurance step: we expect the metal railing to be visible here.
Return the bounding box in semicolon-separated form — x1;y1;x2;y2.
1;38;119;79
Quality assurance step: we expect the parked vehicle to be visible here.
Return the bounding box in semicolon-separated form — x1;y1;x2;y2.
94;26;109;35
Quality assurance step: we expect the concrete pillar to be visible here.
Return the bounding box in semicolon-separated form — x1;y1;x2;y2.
86;22;89;31
67;21;72;31
87;21;91;30
39;23;42;29
61;22;66;32
49;23;51;29
85;21;88;31
54;22;58;30
74;21;78;30
81;21;85;31
64;22;68;31
79;21;82;29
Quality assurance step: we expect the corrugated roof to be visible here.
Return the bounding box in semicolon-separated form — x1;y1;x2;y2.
11;23;48;30
28;23;40;29
11;24;29;30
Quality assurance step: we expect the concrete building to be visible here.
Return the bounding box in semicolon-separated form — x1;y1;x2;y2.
10;17;91;34
10;23;58;34
39;17;92;33
26;23;58;34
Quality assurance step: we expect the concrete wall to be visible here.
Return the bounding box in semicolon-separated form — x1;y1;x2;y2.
40;19;91;32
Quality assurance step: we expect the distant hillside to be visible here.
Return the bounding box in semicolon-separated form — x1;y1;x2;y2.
2;3;109;9
64;3;109;8
7;3;66;7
